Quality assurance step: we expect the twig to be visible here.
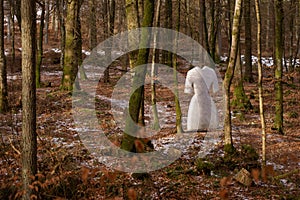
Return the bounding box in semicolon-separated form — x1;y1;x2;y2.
8;137;21;155
274;169;300;180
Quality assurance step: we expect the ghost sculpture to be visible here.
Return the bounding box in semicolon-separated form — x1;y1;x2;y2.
184;66;219;132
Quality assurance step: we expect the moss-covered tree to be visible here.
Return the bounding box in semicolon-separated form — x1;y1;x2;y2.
60;0;83;91
274;0;284;134
173;0;183;134
232;47;252;112
121;0;154;152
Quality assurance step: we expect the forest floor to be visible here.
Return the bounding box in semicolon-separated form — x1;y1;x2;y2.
1;42;300;199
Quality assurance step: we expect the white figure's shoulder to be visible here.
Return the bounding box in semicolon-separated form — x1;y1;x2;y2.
201;66;215;73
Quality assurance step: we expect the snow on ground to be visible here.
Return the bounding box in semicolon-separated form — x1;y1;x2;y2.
220;55;300;68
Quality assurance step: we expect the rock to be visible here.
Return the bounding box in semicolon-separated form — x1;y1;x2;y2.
233;168;252;187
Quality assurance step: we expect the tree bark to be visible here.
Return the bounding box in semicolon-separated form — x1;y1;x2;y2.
223;0;243;150
21;0;37;198
151;0;162;131
8;0;15;68
36;2;45;88
244;0;253;82
61;0;82;91
121;0;154;152
0;0;8;113
44;0;50;44
232;46;252;112
89;0;97;50
255;0;267;166
126;0;140;69
174;0;182;134
163;0;172;65
57;0;66;69
274;0;284;134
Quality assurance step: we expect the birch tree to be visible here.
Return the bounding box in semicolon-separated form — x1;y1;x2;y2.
255;0;267;166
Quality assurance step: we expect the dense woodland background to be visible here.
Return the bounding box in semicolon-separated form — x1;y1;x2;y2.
0;0;300;199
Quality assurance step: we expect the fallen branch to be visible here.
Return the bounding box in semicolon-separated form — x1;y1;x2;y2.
8;137;21;155
274;169;300;180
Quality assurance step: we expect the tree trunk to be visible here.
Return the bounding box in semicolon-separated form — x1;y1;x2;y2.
255;0;267;166
9;0;15;69
266;0;271;53
174;0;182;134
232;47;252;111
44;0;50;44
151;0;161;131
244;0;253;82
57;0;65;69
121;0;154;152
226;0;232;54
200;0;210;53
223;0;243;151
61;0;82;91
163;0;172;65
103;0;116;83
274;0;284;134
15;0;21;31
0;0;8;113
89;0;97;50
36;2;45;88
126;0;139;69
209;0;217;61
21;0;37;198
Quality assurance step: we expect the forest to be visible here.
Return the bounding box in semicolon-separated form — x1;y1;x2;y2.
0;0;300;199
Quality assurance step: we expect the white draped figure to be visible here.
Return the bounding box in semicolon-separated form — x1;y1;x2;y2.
184;66;219;131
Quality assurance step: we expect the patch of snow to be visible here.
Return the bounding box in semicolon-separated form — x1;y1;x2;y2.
266;161;285;170
220;55;228;62
280;179;288;185
82;50;91;56
7;75;20;80
42;71;63;76
52;48;61;53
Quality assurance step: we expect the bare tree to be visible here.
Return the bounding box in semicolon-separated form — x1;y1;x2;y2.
244;0;253;82
255;0;267;165
89;0;97;50
151;0;162;131
60;0;83;91
121;0;154;152
36;1;45;88
223;0;243;151
274;0;284;134
0;0;8;113
21;0;37;198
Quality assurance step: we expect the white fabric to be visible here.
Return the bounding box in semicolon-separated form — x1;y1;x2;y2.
184;66;219;131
